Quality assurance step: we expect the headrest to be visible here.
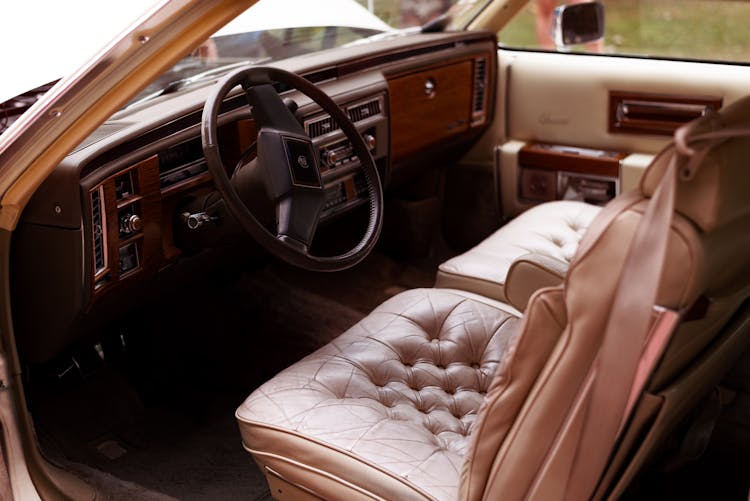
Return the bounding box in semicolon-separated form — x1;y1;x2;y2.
640;95;750;232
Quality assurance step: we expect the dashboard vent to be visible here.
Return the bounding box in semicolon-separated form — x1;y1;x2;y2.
307;116;339;138
471;57;488;125
347;100;381;123
91;186;107;277
306;97;383;139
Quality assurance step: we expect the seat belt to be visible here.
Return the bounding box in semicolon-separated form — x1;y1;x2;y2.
560;117;750;501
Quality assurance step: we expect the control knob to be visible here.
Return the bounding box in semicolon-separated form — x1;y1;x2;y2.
323;149;341;166
120;214;143;235
364;134;376;150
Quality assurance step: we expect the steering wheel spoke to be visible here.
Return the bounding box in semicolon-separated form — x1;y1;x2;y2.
243;83;304;135
276;190;326;249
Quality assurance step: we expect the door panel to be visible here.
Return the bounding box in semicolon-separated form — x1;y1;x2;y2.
495;49;750;216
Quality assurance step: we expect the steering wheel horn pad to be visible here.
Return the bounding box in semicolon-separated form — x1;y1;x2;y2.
283;135;322;189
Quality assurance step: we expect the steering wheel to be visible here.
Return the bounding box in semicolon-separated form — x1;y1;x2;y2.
201;66;384;272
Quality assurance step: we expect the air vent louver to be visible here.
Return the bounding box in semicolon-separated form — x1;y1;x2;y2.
472;57;488;125
307;116;339;138
91;186;107;276
348;100;381;123
306;97;383;139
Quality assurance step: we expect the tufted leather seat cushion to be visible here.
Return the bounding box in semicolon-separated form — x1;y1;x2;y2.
436;201;601;302
236;288;521;500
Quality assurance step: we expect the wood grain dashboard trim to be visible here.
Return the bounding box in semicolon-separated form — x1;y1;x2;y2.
384;37;496;168
91;154;162;298
389;60;474;160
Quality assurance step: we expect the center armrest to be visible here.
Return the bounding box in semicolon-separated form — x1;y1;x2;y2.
435;200;601;302
504;253;568;311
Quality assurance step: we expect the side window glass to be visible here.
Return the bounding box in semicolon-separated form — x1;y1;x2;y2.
499;0;750;64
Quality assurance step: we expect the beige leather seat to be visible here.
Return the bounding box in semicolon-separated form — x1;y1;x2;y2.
237;288;521;500
237;97;750;500
436;201;600;302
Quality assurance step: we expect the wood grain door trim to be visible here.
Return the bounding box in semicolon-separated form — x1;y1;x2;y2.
609;91;722;136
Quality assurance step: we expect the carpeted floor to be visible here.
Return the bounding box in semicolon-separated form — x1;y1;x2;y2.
32;251;436;500
270;249;441;315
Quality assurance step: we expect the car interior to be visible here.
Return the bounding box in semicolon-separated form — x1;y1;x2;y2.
5;3;750;500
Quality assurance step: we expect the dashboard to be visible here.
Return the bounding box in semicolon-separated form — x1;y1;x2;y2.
11;31;497;363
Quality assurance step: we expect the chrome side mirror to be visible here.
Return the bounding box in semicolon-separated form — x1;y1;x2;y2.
553;1;604;48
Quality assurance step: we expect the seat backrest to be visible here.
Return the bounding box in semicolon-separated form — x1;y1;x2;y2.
460;96;750;501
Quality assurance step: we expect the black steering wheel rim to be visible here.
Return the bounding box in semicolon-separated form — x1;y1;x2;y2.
202;66;383;272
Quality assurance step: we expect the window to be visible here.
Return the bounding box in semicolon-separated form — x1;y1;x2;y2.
499;0;750;64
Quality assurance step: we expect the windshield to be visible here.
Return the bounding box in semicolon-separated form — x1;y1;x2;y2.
130;26;383;105
1;0;487;134
128;0;477;105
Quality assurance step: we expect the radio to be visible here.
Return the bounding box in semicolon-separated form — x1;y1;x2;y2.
319;132;376;170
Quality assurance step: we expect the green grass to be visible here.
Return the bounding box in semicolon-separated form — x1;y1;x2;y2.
499;0;750;63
